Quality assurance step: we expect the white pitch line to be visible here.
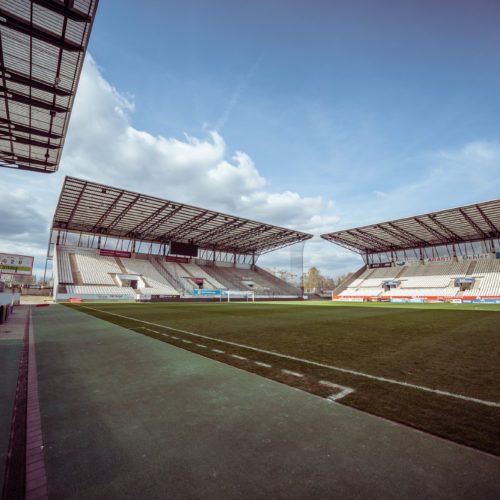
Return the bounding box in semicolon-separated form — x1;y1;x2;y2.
181;339;192;344
328;388;355;402
196;344;208;348
212;349;225;354
171;336;179;340
319;381;355;402
282;369;303;378
231;354;247;361
81;306;500;409
254;361;272;368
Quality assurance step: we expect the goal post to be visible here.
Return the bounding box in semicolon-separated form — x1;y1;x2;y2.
224;290;255;303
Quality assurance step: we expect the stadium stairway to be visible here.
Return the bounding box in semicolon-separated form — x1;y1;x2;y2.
10;304;499;499
68;254;83;285
466;260;477;276
115;257;128;274
330;265;367;296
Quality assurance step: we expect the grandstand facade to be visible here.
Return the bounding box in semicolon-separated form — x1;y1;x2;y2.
49;177;312;301
321;199;500;303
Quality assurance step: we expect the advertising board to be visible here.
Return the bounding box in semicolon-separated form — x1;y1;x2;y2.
0;253;34;276
99;249;132;258
193;289;222;296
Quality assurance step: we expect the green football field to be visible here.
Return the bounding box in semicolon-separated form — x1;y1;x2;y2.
68;300;500;455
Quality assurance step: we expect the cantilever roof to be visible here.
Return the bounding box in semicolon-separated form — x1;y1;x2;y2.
0;0;99;173
51;177;313;255
321;199;500;254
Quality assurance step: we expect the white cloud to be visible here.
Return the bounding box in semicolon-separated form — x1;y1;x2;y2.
1;55;497;281
335;139;500;228
0;55;340;277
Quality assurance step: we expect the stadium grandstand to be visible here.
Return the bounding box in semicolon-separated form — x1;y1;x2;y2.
321;199;500;303
0;0;98;173
47;176;312;301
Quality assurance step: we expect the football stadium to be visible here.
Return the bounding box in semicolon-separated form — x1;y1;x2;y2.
1;1;499;499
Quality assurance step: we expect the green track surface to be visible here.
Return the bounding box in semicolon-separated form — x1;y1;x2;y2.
69;300;500;455
33;305;500;498
0;340;22;494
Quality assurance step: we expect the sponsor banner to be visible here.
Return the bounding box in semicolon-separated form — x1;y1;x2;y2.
425;256;452;263
0;253;34;276
383;280;400;286
471;298;500;304
390;298;425;303
99;249;132;258
370;262;392;268
455;277;475;284
165;256;189;263
193;289;222;296
458;253;492;261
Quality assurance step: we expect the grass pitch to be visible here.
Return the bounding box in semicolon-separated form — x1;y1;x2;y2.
69;301;500;455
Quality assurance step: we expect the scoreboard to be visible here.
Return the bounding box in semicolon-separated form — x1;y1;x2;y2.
0;253;34;276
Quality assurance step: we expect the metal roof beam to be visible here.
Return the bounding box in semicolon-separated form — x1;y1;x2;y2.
342;230;384;252
0;9;85;52
0;87;69;113
90;191;125;232
1;66;73;97
65;181;88;226
32;0;92;23
0;131;59;149
321;234;365;253
125;202;172;238
458;208;489;239
0;119;63;139
210;224;267;247
139;205;185;239
354;228;394;249
475;205;499;236
413;218;450;244
387;222;428;245
0;152;55;166
106;194;141;231
164;211;213;241
196;220;249;245
427;215;461;240
375;224;420;247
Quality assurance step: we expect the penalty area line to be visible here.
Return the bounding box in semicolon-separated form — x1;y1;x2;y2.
80;305;500;409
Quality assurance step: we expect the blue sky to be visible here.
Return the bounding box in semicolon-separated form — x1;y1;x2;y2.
1;0;500;277
89;0;500;214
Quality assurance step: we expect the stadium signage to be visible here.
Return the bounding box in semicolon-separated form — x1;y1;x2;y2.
459;253;492;261
165;256;189;263
370;262;392;268
0;253;34;276
425;256;452;262
193;289;222;296
99;249;132;258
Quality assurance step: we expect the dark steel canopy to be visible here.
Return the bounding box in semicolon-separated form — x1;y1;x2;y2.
321;199;500;254
51;177;313;255
0;0;99;173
